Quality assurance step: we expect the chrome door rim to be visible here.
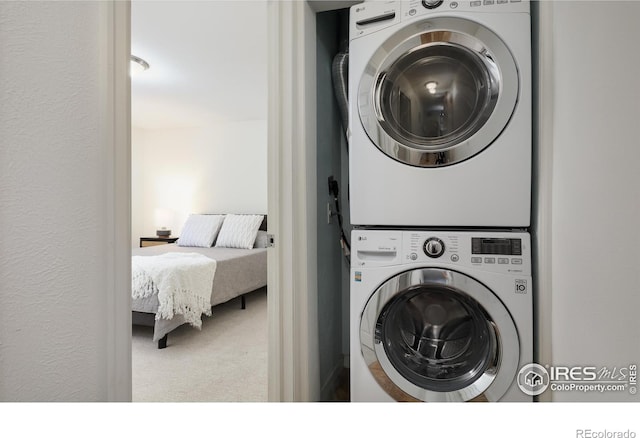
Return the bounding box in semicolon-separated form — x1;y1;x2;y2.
358;17;519;167
360;268;519;402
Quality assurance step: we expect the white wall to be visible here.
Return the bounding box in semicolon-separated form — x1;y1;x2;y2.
131;120;267;246
541;1;640;402
0;1;130;401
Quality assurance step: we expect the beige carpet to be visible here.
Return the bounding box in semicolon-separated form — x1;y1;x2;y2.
132;287;268;402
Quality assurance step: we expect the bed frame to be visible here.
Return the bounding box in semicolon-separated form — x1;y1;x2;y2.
132;293;250;349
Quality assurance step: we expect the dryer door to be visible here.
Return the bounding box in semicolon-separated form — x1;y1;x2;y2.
358;17;519;167
359;268;519;402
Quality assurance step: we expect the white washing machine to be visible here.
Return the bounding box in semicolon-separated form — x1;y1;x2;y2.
350;229;532;401
348;0;531;227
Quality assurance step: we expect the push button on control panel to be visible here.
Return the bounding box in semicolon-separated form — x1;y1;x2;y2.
471;257;482;264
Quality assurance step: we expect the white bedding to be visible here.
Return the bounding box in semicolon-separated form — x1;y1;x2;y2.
132;252;217;330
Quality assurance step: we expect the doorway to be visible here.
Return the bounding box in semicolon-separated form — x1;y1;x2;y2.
129;0;269;401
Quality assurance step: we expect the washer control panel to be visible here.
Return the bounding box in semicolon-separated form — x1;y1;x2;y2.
352;230;530;274
405;231;530;274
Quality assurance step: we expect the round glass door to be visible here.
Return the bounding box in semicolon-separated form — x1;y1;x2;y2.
360;268;519;402
358;17;519;167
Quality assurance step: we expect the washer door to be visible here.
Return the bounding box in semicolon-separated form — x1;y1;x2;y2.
358;17;519;167
360;268;519;402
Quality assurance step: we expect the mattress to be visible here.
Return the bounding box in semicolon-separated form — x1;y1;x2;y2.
131;244;267;341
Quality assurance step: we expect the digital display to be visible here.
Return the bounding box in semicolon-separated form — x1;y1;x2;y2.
471;238;522;256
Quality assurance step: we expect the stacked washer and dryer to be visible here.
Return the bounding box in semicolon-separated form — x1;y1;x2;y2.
347;0;533;402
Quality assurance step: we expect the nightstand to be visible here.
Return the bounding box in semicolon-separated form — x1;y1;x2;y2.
139;236;179;248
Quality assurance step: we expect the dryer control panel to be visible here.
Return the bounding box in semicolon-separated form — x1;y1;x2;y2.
350;1;400;39
401;0;530;19
350;1;530;41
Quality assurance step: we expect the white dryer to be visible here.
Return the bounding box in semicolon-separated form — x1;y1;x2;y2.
348;0;531;227
350;229;532;401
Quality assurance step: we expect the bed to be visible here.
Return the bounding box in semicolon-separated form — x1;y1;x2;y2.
132;214;268;349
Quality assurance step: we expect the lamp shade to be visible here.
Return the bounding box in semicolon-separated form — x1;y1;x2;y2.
154;208;174;236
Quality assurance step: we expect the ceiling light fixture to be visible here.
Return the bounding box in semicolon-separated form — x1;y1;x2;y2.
130;55;150;76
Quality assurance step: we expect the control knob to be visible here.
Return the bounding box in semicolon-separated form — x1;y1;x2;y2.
423;237;445;258
422;0;444;9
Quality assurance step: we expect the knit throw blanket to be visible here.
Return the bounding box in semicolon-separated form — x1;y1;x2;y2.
132;253;217;329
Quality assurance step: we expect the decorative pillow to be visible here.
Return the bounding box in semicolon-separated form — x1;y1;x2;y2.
253;230;269;249
215;214;264;249
176;214;225;247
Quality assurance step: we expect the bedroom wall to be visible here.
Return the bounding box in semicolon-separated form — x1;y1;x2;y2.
131;120;267;246
0;1;129;401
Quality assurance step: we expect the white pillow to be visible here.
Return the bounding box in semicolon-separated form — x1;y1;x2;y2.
177;214;225;247
215;214;264;249
253;230;269;248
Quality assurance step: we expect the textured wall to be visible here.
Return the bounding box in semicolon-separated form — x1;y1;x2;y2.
0;1;111;401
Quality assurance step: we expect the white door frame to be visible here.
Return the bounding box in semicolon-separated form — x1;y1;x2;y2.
102;0;132;401
266;0;358;402
267;0;320;402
